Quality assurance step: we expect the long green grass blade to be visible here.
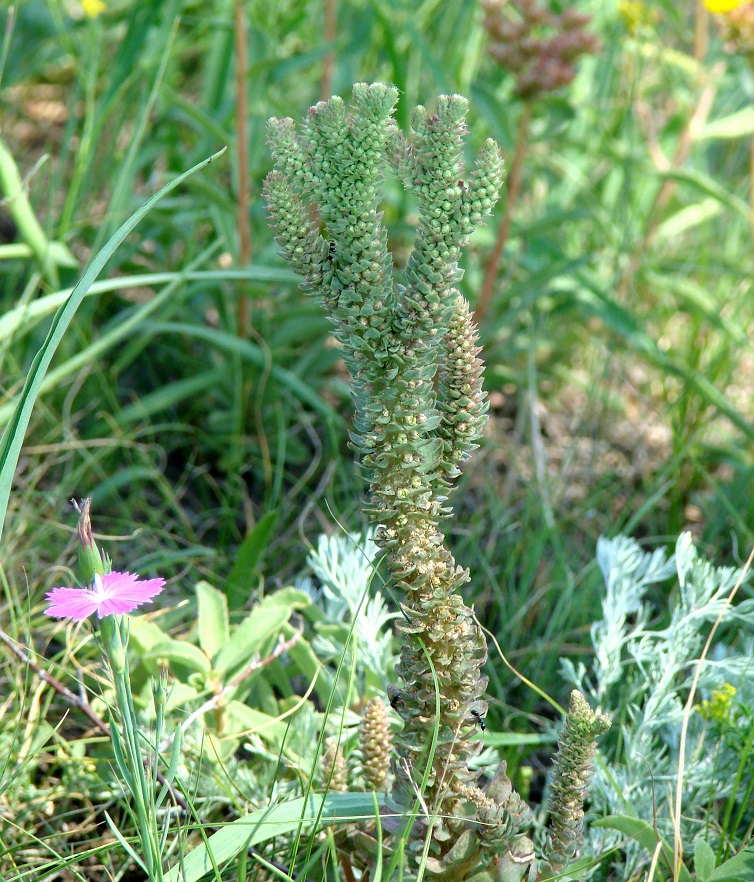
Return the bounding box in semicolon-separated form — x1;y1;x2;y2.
0;147;226;540
164;792;385;882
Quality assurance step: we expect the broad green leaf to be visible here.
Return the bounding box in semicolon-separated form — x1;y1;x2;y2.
213;590;309;677
264;586;312;609
144;640;211;675
145;322;343;426
164;792;385;882
695;840;716;882
594;815;693;882
105;811;148;875
279;619;334;707
225;701;291;744
0;240;77;268
660;168;749;222
128;619;171;656
0;148;226;541
0;269;297;344
708;849;754;882
226;511;278;610
117;368;227;425
0;135;73;288
196;581;229;660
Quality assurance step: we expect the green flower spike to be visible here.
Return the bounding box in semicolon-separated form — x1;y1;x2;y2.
544;690;611;872
264;83;504;876
322;737;348;793
360;697;392;791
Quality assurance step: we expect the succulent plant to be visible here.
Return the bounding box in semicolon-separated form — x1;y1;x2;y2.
264;83;608;881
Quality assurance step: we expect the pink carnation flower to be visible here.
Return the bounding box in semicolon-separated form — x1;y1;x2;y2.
45;571;166;621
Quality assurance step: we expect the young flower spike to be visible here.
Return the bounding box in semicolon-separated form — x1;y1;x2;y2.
45;571;166;621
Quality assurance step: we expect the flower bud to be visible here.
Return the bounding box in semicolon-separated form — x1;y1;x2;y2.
74;498;106;583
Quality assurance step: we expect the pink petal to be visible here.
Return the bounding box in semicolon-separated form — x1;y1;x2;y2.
101;572;165;604
96;594;146;617
45;587;102;621
44;571;167;621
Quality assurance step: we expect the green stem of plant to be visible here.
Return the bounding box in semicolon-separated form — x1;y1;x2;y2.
234;0;251;336
0;135;59;289
102;616;164;881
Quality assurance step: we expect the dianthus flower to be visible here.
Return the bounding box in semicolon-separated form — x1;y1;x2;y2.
45;571;165;620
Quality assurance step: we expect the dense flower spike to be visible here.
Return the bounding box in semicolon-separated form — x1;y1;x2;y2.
359;697;392;791
544;690;611;870
264;84;504;871
321;737;348;793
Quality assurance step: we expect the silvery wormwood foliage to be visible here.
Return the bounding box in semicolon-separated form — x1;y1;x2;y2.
297;530;398;680
561;533;754;877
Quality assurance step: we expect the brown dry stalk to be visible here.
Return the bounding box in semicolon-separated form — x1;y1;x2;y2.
321;0;336;100
476;102;531;324
750;130;754;253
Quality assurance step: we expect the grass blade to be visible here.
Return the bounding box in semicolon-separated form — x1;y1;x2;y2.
0;147;226;540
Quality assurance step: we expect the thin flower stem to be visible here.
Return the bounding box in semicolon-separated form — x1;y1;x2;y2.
0;626;193;818
234;0;252;337
4;622;304;880
476;101;531;325
108;641;164;882
321;0;336;100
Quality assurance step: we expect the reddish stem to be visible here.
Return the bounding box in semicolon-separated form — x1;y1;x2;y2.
321;0;336;100
476;101;532;325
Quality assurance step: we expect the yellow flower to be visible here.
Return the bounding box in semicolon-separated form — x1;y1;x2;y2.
618;0;660;31
698;683;737;723
704;0;745;12
82;0;106;17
